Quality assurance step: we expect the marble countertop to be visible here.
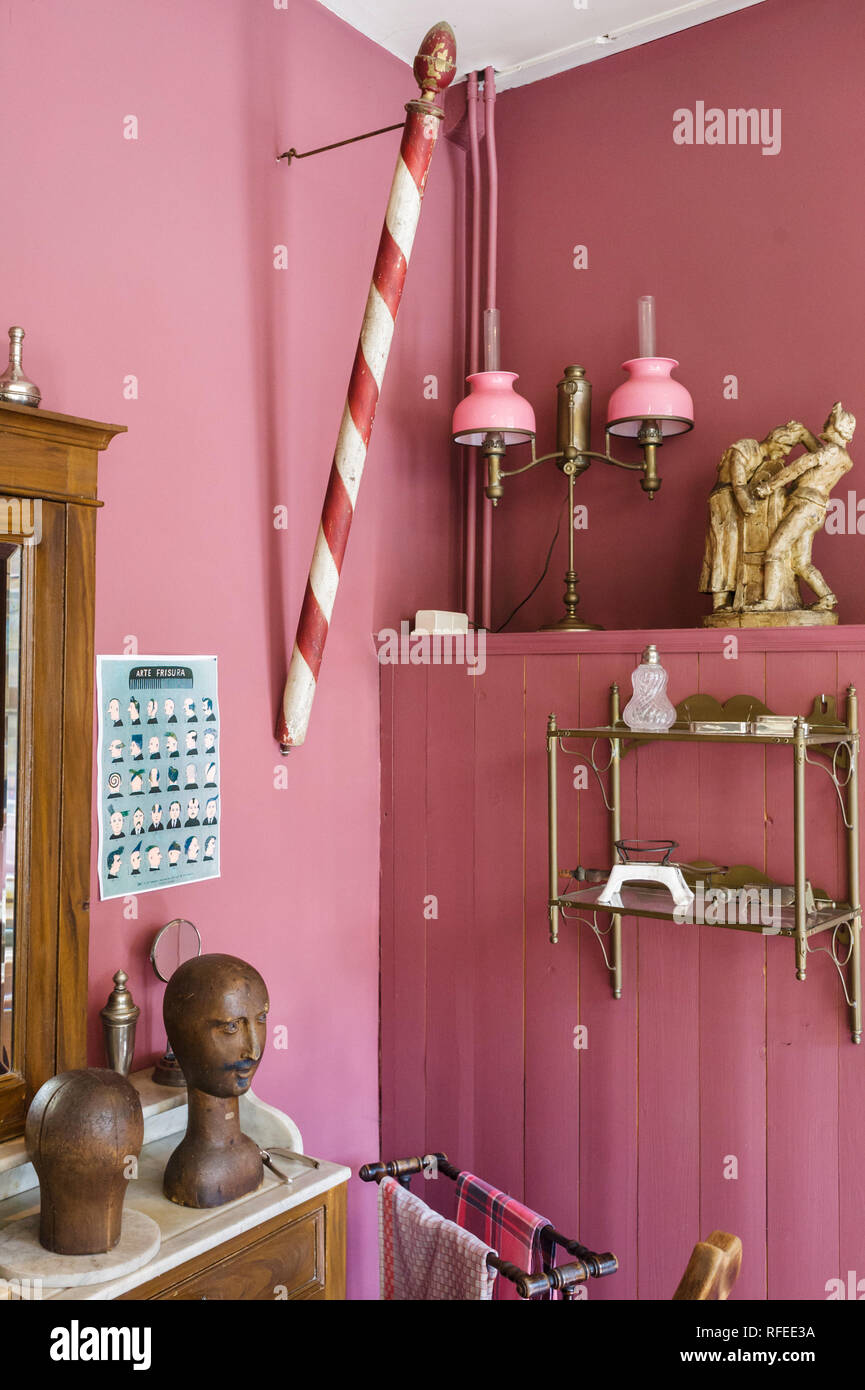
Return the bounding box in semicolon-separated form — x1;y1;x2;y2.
0;1069;350;1300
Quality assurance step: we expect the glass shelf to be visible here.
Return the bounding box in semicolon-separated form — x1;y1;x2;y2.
552;722;851;747
557;880;854;938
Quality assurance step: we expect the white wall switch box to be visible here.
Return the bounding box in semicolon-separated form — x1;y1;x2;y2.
414;610;469;634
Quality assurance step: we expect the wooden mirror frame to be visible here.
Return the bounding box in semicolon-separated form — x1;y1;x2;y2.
0;402;125;1142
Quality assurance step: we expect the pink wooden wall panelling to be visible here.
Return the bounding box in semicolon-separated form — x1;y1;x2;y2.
380;631;865;1300
523;656;582;1259
572;650;640;1299
632;651;702;1298
694;647;768;1300
471;657;527;1214
423;664;478;1221
765;651;842;1300
380;664;429;1162
380;662;397;1160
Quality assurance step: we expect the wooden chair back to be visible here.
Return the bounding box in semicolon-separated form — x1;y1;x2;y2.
673;1231;742;1300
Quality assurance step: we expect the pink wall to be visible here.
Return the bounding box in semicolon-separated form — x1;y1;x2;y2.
380;0;865;1302
0;0;463;1298
488;0;865;634
382;632;865;1299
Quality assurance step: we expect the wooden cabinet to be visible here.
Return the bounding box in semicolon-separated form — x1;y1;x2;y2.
0;1075;350;1302
0;403;124;1142
118;1184;346;1301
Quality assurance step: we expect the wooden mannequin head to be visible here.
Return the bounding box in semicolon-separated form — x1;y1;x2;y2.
26;1068;143;1255
164;953;269;1096
162;953;269;1208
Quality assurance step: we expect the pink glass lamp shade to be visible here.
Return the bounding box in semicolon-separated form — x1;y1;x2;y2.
452;371;536;447
606;358;694;439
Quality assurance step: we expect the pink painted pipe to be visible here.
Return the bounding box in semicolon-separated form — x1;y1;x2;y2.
464;70;481;624
480;65;497;631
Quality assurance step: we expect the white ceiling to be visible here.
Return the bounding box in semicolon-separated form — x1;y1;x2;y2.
318;0;768;91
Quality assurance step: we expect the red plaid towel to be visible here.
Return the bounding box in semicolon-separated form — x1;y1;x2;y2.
379;1177;497;1301
455;1172;556;1301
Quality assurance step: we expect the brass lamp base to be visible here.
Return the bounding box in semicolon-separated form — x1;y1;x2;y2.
541;613;603;631
541;566;602;631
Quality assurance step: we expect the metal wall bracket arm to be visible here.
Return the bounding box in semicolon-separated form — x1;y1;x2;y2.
806;917;859;1010
559;906;617;975
277;121;403;166
804;740;856;829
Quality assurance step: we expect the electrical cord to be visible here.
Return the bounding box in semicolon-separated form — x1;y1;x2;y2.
495;494;568;632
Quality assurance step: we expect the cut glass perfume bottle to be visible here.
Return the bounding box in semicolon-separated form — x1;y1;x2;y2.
622;644;676;732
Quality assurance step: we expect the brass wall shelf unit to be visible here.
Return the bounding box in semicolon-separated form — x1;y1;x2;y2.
546;685;862;1043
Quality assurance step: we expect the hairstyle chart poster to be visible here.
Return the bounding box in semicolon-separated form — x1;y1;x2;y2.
96;656;220;900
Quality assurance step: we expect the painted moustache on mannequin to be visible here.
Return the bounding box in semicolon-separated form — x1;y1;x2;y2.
162;953;269;1208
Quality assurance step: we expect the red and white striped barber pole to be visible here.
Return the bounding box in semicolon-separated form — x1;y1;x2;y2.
276;22;457;752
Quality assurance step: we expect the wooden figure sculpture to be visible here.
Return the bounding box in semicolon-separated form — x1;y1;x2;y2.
163;953;269;1208
26;1069;144;1255
699;424;799;612
701;403;855;626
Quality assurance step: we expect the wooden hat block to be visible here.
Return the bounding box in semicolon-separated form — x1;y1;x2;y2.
26;1068;143;1254
0;1068;160;1286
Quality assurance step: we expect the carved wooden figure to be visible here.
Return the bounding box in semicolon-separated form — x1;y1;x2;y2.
162;953;269;1209
699;425;798;612
25;1068;144;1255
701;405;855;627
751;403;855;614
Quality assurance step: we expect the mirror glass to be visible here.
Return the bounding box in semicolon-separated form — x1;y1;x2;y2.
0;546;21;1076
150;917;202;984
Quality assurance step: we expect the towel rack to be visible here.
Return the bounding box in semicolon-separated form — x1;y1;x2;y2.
360;1152;618;1300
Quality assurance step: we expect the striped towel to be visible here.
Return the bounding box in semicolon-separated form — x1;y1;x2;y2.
379;1177;497;1301
456;1172;556;1301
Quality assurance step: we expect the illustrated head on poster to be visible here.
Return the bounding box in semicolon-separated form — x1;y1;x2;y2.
97;656;220;901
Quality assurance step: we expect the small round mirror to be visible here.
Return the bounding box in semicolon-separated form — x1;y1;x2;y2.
150;918;202;984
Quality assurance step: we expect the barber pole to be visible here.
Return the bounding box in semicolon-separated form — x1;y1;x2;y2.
277;22;457;751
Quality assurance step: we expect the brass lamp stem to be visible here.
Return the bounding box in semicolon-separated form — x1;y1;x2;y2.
482;433;507;505
480;365;666;627
540;461;601;631
636;421;663;499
